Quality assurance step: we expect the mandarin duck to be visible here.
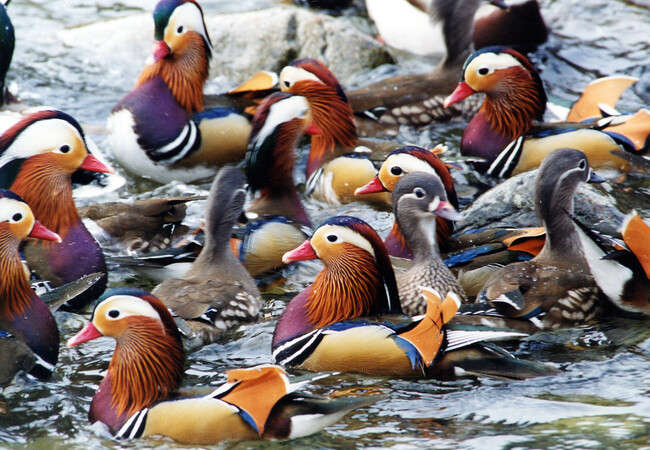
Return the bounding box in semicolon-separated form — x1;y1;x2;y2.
273;215;556;379
0;189;62;380
444;46;648;177
0;110;113;311
355;145;458;256
152;166;260;347
67;287;382;443
365;0;546;57
347;0;547;131
567;211;650;316
279;58;394;205
466;149;606;333
111;92;318;281
392;172;468;315
108;0;252;183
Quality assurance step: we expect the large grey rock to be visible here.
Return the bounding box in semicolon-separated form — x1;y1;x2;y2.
456;170;626;236
58;6;392;86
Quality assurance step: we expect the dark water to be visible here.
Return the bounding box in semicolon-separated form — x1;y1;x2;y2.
2;0;650;448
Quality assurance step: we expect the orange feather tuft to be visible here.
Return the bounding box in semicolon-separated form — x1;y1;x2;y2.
0;226;34;318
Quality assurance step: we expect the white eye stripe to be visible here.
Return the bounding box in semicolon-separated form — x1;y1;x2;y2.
465;52;522;88
97;295;160;322
0;118;84;170
383;154;439;176
428;197;441;212
0;198;31;223
279;66;323;90
167;3;212;50
315;224;375;258
250;96;309;149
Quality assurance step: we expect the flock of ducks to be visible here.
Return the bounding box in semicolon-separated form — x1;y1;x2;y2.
1;0;650;444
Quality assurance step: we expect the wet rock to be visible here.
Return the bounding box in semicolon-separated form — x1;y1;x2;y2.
58;6;391;85
456;170;626;236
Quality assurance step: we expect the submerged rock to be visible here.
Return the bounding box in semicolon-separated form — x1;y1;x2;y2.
59;6;391;85
456;170;628;236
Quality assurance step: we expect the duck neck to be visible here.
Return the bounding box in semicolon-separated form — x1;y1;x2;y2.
536;182;583;258
11;158;79;240
293;81;358;178
136;36;209;114
436;0;481;69
0;230;35;319
306;245;399;328
398;211;438;264
481;69;546;141
92;324;185;427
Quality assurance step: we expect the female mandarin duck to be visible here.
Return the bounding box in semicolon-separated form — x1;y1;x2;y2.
273;215;556;379
444;46;646;177
152;166;261;347
470;148;606;332
347;0;547;130
0;189;62;380
391;172;467;315
67;287;381;443
355;145;458;257
0;110;113;311
279;58;393;205
236;92;318;276
108;0;251;183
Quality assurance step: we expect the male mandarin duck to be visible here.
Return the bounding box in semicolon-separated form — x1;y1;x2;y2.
235;92;318;276
105;93;318;281
391;172;468;315
67;287;381;443
0;189;62;380
567;211;650;316
279;58;393;205
468;149;606;333
152;166;261;347
273;215;556;379
0;110;113;311
355;145;458;257
444;46;647;177
108;0;251;183
364;0;546;57
347;0;547;130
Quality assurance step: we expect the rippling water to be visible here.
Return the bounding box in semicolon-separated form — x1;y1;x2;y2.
2;0;650;448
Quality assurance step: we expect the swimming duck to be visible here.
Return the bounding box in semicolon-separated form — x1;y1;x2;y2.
273;215;556;379
364;0;546;57
355;145;458;257
236;91;318;276
471;148;605;332
347;0;547;131
108;0;252;183
0;110;113;311
444;46;646;177
67;287;381;443
392;172;467;315
152;166;261;347
0;189;61;380
279;58;393;205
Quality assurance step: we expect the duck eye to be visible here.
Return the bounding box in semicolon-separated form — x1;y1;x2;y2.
478;67;489;76
327;234;338;243
11;213;22;222
578;159;587;170
390;166;403;176
414;188;425;199
283;80;291;88
59;144;70;154
177;25;184;34
108;310;120;319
